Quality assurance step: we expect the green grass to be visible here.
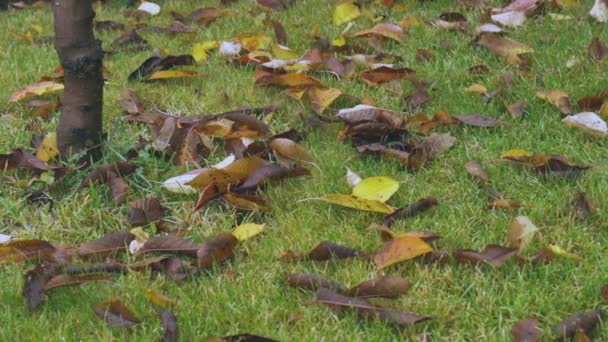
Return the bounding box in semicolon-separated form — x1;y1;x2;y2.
1;0;608;340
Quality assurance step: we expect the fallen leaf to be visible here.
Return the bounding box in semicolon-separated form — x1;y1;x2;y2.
129;256;190;282
511;317;542;342
128;197;164;227
35;132;58;162
536;90;572;115
308;87;342;114
81;162;137;204
205;334;278;342
145;288;177;308
453;245;518;267
0;240;56;265
93;300;141;328
44;274;112;291
307;241;365;261
148;69;198;80
492;11;526;27
128;54;195;81
140;236;198;257
238;165;310;191
374;236;433;269
79;231;135;259
351;176;399;203
465;160;489;184
138;1;160;15
453;114;504;127
590;0;608;22
160;310;179;342
370;224;441;243
269;138;313;166
186;156;267;191
356;66;411;86
506;100;527;118
557;310;602;340
588;37;608;62
9;80;63;103
333;1;361;26
572;192;595;220
383;197;438;227
314;194;395;214
532;245;582;263
287;273;347;293
314;288;430;328
22;262;61;311
222;192;271;211
433;12;468;31
562;112;607;137
408;133;457;170
110;29;150;52
232;223;266;241
185;7;224;26
509;216;539;250
475;33;533;64
348;275;411;298
353;23;405;42
345;168;363;187
196;232;239;269
163;169;205;194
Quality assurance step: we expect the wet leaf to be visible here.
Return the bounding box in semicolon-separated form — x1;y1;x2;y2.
453;244;518;267
383;197;438;227
93;300;141;328
314;194;395;214
557;310;602;340
314;288;430;328
287;273;347;293
509;216;539;250
348;275;411;298
44;274;112;291
535;90;572;115
128;197;164;227
351;176;399;203
232;223;266;241
511;317;542;342
196;232;239;269
0;240;56;265
160;310;179;342
374;236;433;269
22;262;61;311
79;231;135;259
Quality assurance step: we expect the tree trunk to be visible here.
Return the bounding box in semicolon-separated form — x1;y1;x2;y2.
53;0;104;161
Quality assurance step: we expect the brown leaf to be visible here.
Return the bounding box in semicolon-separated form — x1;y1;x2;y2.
488;198;522;210
118;88;145;115
506;100;527;118
160;311;179;342
286;273;347;293
453;244;518;267
465;160;489;184
128;197;165;227
503;154;589;179
374;236;433;269
25;99;59;120
577;95;606;112
383;197;438;227
269;138;313;166
192;184;220;214
110;29;149;52
352;23;405;42
22;262;61;311
588;37;608;62
206;334;279;342
44;274;112;291
356;66;413;86
78;231;135;259
81;162;137;187
128;54;195;81
196;232;239;269
474;33;533;64
307;241;365;261
357;143;410;165
129;257;190;282
433;12;468;31
93;300;141;328
153;116;177;151
94;20;126;31
264;19;287;45
535;90;572;115
314;288;430;328
221;192;270;211
408;133;456;170
186;156;268;191
557;310;602;341
0;149;60;174
453;114;504;127
256;0;290;11
370;224;441;243
406;89;431;108
572;192;595;220
238;165;310;191
348;275;411;298
140;236;198;257
511;317;542;342
601;284;608;302
185;7;223;26
0;239;56;265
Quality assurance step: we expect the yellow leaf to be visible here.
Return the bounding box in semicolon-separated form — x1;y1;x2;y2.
315;194;395;214
271;44;298;60
535;90;571;114
541;244;582;262
144;288;177;308
192;41;219;63
351;176;399;203
556;0;577;7
148;70;197;80
500;149;533;159
35;132;58;162
237;32;272;51
374;236;433;269
331;35;346;47
464;83;488;94
232;223;266;241
398;16;421;28
333;1;361;26
308;87;342;114
9;81;64;103
129;227;149;241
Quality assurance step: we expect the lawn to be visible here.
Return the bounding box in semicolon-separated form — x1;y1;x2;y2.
0;0;607;340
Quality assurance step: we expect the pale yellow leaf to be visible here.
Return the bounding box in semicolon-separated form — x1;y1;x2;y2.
232;223;266;241
315;194;395;214
500;149;533;159
351;176;399;203
35;132;59;162
333;2;361;26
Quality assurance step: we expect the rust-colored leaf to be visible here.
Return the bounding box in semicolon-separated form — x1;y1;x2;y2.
78;231;135;259
93;300;141;328
557;311;602;341
314;288;430;328
356;66;412;86
374;236;433;269
196;232;239;269
383;197;438;227
0;240;56;265
192;184;220;214
511;317;542;342
287;273;347;293
348;275;411;298
128;197;164;227
453;244;518;267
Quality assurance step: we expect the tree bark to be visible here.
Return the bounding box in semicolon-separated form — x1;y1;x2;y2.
53;0;104;160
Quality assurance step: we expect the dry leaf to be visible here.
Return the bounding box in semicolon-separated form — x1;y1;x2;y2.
509;216;539;250
287;273;347;293
348;275;411;298
79;231;135;259
93;300;141;328
160;310;179;342
453;244;518;267
383;197;438;227
351;176;399;203
511;317;542;342
374;236;433;269
536;90;572;115
557;311;602;340
232;223;266;241
313;194;395;214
